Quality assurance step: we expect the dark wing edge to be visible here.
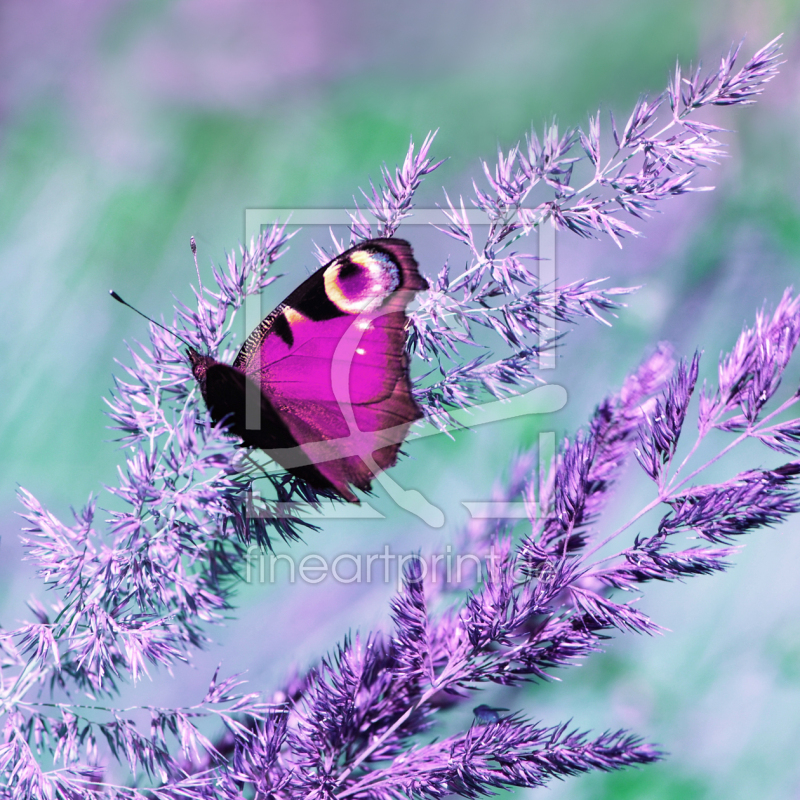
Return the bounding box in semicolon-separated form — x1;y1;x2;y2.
203;362;348;500
368;237;428;292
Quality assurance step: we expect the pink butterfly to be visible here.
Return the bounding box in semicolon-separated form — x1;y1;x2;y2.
189;238;427;502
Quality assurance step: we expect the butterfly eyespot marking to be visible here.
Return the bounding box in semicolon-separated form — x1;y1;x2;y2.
324;250;401;314
356;347;366;355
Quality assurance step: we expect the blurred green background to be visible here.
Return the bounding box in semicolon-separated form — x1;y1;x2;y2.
2;0;800;796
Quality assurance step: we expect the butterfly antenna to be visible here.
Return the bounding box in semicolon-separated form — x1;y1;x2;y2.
191;236;204;296
109;290;194;350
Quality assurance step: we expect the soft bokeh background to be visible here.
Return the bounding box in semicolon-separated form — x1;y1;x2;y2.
2;0;800;796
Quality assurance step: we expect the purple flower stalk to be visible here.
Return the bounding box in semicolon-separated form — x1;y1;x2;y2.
1;36;794;800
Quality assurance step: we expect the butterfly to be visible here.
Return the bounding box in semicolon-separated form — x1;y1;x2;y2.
187;238;428;502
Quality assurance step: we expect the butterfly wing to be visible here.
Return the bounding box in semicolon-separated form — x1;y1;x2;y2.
189;351;343;495
234;238;427;500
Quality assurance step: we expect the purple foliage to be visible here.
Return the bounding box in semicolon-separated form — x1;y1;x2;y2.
1;37;795;800
634;353;700;485
409;36;782;428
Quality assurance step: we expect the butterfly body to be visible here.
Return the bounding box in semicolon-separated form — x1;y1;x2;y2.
188;238;427;502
